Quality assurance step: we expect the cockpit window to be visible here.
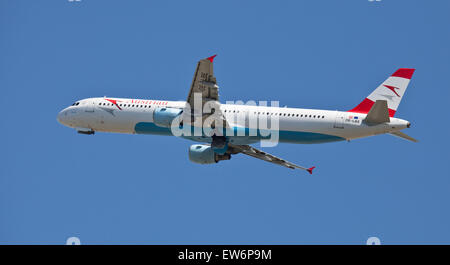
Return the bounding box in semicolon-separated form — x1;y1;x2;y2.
72;102;80;106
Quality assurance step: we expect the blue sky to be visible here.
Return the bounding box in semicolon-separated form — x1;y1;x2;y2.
1;0;450;244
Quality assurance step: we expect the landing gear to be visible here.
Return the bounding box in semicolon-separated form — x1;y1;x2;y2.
211;135;227;149
77;130;95;135
214;153;231;162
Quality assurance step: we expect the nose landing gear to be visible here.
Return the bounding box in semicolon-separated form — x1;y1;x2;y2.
77;129;95;135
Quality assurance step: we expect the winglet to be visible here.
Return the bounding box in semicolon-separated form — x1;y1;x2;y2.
307;166;315;174
206;54;217;63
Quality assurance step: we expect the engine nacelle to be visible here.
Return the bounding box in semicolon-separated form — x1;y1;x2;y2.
153;107;183;128
188;144;231;165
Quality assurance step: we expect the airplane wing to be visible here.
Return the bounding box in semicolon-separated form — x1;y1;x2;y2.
185;56;313;173
187;55;219;107
184;55;227;129
229;144;315;174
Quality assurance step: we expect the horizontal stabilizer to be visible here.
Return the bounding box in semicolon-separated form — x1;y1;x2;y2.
364;100;390;124
389;131;418;143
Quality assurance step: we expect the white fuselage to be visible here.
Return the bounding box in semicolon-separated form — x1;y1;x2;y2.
57;97;410;145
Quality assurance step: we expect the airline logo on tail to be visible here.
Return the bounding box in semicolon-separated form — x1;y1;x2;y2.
383;85;401;97
349;68;415;117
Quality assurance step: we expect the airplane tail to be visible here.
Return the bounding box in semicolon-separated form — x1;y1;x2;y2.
349;68;415;117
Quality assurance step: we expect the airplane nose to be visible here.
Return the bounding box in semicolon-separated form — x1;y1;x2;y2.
57;109;67;125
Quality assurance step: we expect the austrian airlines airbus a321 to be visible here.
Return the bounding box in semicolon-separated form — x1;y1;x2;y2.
57;55;417;174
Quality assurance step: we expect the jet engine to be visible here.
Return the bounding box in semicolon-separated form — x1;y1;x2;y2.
153;107;183;128
188;144;231;164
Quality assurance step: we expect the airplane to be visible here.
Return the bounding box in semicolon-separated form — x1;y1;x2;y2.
57;55;417;174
